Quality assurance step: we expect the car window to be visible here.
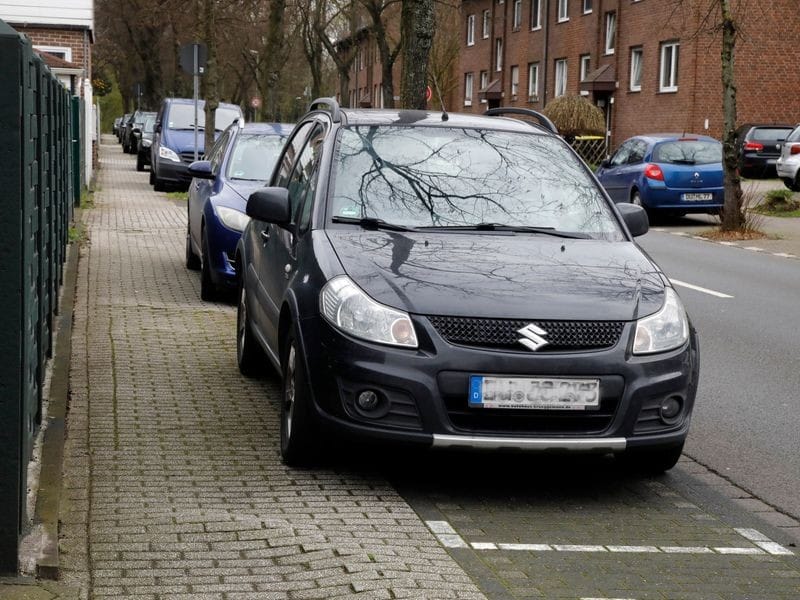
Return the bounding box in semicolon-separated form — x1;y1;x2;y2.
288;125;326;234
627;140;647;164
226;133;288;181
276;122;315;188
207;131;230;173
787;126;800;143
609;141;633;166
143;117;156;133
751;127;793;141
166;104;242;130
653;140;722;165
331;126;624;241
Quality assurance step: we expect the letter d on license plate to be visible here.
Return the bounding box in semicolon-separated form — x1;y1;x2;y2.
469;376;600;410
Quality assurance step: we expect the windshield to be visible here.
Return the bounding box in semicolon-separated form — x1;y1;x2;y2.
226;133;288;181
653;140;721;165
167;104;242;131
751;127;792;141
330;126;624;240
143;117;156;133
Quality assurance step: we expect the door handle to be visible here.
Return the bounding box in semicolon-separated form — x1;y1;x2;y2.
260;230;270;243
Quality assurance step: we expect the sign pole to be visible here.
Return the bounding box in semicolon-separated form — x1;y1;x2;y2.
193;44;199;162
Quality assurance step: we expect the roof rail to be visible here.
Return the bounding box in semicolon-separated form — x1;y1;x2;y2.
308;97;341;123
484;107;558;135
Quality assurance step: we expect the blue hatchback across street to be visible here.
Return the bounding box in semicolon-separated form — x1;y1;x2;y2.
595;134;724;216
185;121;293;300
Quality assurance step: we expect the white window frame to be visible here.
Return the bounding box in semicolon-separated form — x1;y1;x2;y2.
555;58;568;97
495;38;503;72
464;72;474;106
580;54;591;81
604;12;616;55
660;41;680;92
630;47;643;91
34;45;73;62
510;65;520;98
513;0;522;29
558;0;569;22
467;14;476;46
582;0;592;14
480;71;489;103
482;10;491;38
528;63;540;101
531;0;541;29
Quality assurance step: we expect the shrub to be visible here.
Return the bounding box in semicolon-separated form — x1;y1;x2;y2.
762;188;799;212
542;95;605;138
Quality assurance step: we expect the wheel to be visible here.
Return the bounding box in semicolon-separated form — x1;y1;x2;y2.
200;228;217;301
280;331;321;466
185;227;200;270
149;169;155;186
236;277;265;377
136;153;144;172
791;173;800;193
617;442;684;475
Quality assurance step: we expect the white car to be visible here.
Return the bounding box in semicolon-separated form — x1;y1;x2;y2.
776;124;800;191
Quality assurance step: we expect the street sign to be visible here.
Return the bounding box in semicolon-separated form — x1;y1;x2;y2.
250;97;261;109
179;43;207;75
425;85;432;102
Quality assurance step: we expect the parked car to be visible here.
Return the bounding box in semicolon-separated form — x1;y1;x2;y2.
595;134;724;217
735;124;794;178
122;110;156;154
150;98;243;192
235;100;699;472
118;113;131;143
112;116;123;137
185;121;293;299
135;115;157;172
775;124;800;191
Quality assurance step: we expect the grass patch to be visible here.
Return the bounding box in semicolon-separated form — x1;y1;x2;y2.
752;188;800;217
80;188;95;209
68;223;88;245
167;191;188;201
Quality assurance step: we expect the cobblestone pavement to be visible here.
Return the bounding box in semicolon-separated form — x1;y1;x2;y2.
59;137;485;599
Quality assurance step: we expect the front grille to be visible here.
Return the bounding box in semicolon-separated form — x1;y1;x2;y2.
427;316;625;352
180;151;204;164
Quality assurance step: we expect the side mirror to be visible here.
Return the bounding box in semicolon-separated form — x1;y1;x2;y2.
617;202;649;237
155;122;162;133
247;187;291;227
187;160;214;180
599;159;611;169
132;127;142;137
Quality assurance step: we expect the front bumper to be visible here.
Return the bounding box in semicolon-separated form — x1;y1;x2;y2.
296;316;699;453
206;217;242;288
154;157;191;186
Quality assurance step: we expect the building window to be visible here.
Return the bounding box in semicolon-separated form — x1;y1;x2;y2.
464;72;474;106
582;0;592;14
604;12;616;55
660;41;680;92
528;63;540;101
482;10;491;38
510;65;520;98
467;14;475;46
531;0;541;29
558;0;569;22
580;54;591;81
630;47;643;91
513;0;522;29
555;58;567;97
480;71;489;103
34;45;72;62
495;38;503;72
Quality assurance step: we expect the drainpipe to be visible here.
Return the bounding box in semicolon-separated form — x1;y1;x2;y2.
542;0;550;107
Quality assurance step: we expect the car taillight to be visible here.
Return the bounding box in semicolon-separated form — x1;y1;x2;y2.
744;141;764;151
790;145;800;155
644;163;665;181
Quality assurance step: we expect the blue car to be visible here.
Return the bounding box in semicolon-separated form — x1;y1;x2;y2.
595;134;724;216
185;121;293;300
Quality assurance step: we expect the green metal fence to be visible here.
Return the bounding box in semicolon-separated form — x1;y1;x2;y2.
0;19;78;573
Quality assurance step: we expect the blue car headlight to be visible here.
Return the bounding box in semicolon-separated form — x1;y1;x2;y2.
215;206;250;232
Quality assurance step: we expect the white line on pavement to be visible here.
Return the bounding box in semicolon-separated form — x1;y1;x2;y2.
425;520;469;548
735;528;794;555
670;279;734;298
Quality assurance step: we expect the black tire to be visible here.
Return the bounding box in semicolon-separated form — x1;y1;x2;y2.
185;228;200;270
149;169;155;186
617;442;684;476
236;277;264;377
200;228;217;301
792;173;800;193
136;153;144;172
280;331;321;467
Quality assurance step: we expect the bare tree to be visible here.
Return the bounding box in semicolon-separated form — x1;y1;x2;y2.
399;0;434;109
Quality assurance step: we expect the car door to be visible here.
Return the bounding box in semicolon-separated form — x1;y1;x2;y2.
598;141;634;202
618;139;648;198
247;121;316;348
189;130;230;253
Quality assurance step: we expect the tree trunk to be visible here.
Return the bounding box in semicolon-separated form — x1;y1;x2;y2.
264;0;287;121
201;0;219;152
720;0;744;231
400;0;434;109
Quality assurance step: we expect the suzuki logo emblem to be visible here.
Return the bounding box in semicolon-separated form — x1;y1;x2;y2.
517;323;549;351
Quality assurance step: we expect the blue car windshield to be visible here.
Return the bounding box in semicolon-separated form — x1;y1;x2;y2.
167;104;241;131
653;140;722;165
227;134;288;181
331;126;624;240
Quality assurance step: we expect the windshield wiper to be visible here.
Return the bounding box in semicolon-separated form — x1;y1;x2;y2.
331;216;416;232
420;223;591;239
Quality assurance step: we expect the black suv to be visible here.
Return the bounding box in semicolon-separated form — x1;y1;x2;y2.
735;124;794;178
236;99;699;470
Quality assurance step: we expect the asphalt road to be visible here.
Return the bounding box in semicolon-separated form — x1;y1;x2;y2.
637;228;800;520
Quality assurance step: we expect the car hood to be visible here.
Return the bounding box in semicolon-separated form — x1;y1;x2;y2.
326;230;666;320
162;129;222;154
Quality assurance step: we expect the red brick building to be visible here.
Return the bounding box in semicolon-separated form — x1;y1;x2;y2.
458;0;800;148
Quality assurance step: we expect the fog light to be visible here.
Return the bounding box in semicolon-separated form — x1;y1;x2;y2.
660;396;683;421
357;390;380;411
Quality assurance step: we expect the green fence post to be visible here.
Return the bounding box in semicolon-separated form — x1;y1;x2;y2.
72;97;80;206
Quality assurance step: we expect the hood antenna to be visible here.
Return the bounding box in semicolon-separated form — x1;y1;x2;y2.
431;71;449;122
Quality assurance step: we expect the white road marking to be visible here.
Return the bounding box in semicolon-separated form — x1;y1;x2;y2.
581;598;638;600
714;547;765;555
606;545;660;553
552;544;607;552
735;527;794;555
735;528;770;542
470;542;497;550
774;252;797;258
744;246;764;252
660;546;714;554
497;543;552;551
425;521;468;549
670;279;734;298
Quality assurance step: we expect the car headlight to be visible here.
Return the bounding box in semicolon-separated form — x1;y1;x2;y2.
320;275;418;348
141;139;152;148
633;287;689;355
215;206;250;232
158;146;181;162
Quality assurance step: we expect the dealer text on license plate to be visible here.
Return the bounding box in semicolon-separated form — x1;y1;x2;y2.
469;376;600;410
682;193;713;201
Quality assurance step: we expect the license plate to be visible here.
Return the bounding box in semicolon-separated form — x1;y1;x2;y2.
682;193;713;201
469;376;600;410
